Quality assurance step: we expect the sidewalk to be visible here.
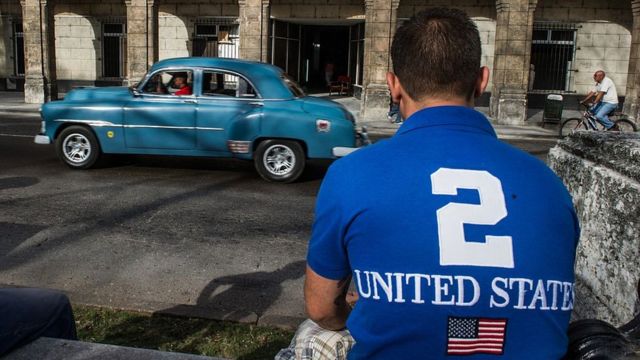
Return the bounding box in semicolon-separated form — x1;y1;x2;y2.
0;92;41;113
0;91;571;140
327;95;574;140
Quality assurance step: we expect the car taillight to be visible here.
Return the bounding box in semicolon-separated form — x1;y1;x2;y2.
227;140;251;154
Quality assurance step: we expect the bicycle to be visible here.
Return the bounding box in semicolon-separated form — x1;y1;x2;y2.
558;102;638;138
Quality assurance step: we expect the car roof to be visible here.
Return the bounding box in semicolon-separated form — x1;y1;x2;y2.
150;57;293;99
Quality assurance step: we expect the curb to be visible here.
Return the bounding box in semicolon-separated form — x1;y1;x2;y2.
365;128;559;141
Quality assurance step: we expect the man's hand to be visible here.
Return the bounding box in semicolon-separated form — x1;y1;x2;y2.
346;291;359;308
304;266;353;331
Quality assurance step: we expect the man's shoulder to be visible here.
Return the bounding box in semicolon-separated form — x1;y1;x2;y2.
603;77;616;87
495;139;561;177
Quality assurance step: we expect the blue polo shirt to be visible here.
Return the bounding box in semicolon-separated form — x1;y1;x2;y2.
307;106;579;359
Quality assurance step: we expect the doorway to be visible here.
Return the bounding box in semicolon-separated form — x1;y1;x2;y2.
269;20;364;95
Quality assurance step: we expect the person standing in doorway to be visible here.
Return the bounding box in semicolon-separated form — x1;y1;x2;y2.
324;61;335;87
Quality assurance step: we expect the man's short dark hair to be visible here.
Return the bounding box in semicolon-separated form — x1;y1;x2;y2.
391;8;482;101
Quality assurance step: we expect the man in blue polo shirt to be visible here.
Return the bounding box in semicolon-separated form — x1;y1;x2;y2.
303;7;579;359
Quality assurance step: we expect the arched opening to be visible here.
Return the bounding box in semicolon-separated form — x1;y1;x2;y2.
532;0;632;97
157;0;240;61
53;0;127;93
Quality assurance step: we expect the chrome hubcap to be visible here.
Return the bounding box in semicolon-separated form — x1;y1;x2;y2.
62;133;91;163
263;144;295;176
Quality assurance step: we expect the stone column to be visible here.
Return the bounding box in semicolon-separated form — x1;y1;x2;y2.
623;0;640;122
260;0;270;62
20;0;57;103
360;0;399;125
490;0;537;125
125;0;157;86
238;0;269;62
0;16;8;87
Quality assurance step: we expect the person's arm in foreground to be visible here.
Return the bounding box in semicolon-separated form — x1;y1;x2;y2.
304;266;352;330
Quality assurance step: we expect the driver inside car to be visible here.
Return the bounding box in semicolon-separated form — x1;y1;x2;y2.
172;73;192;96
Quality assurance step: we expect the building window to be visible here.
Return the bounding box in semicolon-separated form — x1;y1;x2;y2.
193;19;239;59
349;23;365;87
13;21;25;77
269;21;300;81
102;23;126;79
530;23;577;93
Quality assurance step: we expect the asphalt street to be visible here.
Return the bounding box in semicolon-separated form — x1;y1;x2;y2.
0;112;558;328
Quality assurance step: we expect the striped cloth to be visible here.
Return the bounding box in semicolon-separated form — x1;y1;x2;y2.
275;319;355;360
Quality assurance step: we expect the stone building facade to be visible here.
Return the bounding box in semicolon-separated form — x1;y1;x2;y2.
1;0;639;125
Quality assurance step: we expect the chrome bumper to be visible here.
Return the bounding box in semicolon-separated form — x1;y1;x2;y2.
34;135;51;144
333;147;359;157
333;126;371;157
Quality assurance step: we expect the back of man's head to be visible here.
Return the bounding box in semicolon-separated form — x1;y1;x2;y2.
391;8;482;102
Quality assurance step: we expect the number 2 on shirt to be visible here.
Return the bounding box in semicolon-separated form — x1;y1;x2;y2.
431;168;514;269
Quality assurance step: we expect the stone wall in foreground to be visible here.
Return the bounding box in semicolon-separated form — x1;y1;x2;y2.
549;132;640;326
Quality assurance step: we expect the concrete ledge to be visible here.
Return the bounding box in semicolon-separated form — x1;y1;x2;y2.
4;337;227;360
554;132;640;182
549;131;640;326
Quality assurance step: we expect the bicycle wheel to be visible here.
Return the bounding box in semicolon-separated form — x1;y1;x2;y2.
614;118;638;133
559;118;586;138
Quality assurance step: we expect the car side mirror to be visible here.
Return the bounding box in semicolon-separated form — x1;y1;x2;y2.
130;86;142;97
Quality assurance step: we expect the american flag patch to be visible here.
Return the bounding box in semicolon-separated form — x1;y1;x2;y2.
447;317;507;356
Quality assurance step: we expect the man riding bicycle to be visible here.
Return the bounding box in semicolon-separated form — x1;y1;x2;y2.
581;70;619;131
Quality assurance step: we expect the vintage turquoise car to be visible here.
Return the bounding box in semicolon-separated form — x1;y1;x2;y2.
34;57;364;182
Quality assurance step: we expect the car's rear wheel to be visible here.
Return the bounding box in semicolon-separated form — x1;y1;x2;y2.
254;139;305;183
55;125;102;169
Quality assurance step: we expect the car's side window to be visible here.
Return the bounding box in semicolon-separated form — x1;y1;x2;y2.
142;70;194;96
201;71;256;98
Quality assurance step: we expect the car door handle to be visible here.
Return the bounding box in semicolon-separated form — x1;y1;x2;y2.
249;102;263;107
183;99;197;104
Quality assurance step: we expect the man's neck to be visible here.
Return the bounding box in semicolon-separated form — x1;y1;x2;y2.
402;97;473;120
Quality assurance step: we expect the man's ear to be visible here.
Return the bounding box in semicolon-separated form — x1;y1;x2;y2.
386;72;402;103
474;66;490;98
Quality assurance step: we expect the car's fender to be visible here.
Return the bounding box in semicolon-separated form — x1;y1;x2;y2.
255;100;356;159
42;99;127;154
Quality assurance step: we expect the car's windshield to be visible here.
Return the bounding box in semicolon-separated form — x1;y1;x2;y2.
282;74;305;98
136;71;151;90
136;70;194;96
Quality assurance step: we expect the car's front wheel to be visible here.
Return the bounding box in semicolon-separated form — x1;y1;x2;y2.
55;125;102;169
254;139;305;183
